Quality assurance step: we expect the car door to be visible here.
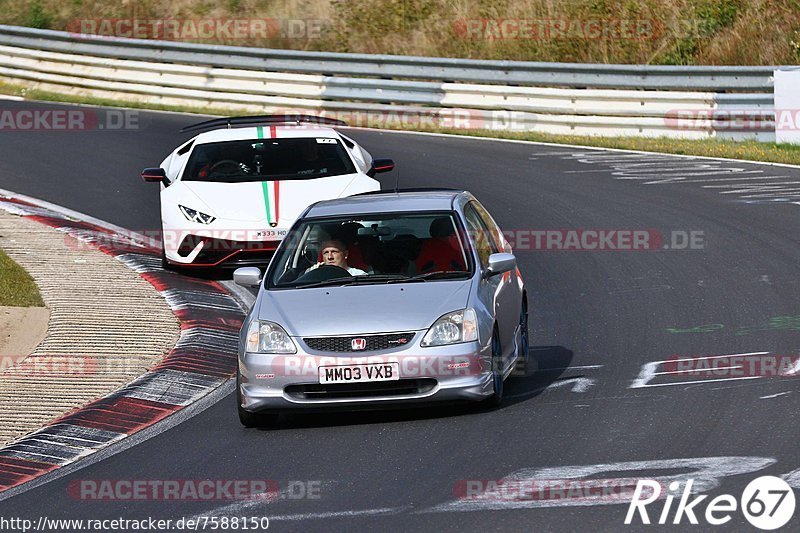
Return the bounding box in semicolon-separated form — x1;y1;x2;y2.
463;202;518;373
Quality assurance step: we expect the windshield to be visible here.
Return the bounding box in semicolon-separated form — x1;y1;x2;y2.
267;212;473;289
182;137;356;183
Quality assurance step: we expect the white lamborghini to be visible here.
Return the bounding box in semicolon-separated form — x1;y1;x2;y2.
141;115;393;268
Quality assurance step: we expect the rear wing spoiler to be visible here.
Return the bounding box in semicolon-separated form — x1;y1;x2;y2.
179;114;347;134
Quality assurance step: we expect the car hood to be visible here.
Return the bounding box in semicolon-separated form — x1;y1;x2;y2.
257;280;473;337
179;174;359;223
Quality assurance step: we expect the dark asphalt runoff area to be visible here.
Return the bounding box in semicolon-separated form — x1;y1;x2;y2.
1;100;799;532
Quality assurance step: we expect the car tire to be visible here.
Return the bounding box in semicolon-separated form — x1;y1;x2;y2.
513;298;530;376
486;328;504;408
160;236;174;271
236;374;278;428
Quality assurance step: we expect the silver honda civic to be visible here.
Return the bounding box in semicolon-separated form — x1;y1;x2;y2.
233;189;531;426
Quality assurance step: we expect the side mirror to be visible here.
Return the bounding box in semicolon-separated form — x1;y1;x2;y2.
233;267;263;287
141;167;167;183
367;158;395;177
484;253;516;278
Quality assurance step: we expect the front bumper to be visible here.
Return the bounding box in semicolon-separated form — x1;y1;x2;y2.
166;232;282;267
238;337;494;413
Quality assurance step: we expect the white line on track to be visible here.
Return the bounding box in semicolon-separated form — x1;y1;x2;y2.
666;352;769;363
653;365;743;376
538;365;603;371
269;507;409;521
635;376;763;388
679;175;794;183
184;482;337;523
505;377;597;398
630;352;770;389
186;496;405;524
760;392;791;399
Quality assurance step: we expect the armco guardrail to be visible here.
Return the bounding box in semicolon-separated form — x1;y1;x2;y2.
0;25;781;141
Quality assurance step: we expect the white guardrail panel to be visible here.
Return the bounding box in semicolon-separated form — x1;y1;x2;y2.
0;25;781;141
774;68;800;144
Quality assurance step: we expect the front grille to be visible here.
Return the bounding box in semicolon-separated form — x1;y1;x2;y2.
285;379;437;400
303;332;415;353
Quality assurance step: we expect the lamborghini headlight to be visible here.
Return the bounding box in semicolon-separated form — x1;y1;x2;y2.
179;205;216;224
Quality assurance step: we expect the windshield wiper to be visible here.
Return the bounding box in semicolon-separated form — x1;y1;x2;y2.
292;276;357;289
387;271;471;283
339;274;408;285
286;272;468;289
291;274;405;289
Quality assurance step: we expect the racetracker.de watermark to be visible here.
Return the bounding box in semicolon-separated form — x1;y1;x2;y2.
0;109;140;131
0;355;157;378
662;354;800;378
67;479;321;501
253;355;485;379
453;18;656;40
61;229;706;254
664;109;800;131
453;18;722;40
663;109;796;132
500;229;705;251
245;108;535;131
454;478;655;503
66;18;327;40
327;109;529;131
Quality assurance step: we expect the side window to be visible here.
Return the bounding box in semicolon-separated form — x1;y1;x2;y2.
470;200;508;253
463;204;498;269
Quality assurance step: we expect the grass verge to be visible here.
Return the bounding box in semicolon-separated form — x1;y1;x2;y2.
1;80;799;166
0;249;44;307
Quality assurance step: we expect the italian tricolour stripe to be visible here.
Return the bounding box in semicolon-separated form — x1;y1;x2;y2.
257;126;280;227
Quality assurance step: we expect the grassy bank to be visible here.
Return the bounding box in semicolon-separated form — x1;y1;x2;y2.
1;0;799;65
1;80;798;166
0;249;44;307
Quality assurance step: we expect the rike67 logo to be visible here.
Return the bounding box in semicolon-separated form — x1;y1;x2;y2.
626;476;795;530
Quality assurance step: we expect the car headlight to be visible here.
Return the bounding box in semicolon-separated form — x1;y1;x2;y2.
421;308;478;347
246;320;296;354
179;205;216;224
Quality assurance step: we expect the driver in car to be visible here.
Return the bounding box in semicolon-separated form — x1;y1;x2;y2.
306;239;367;276
296;141;329;176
